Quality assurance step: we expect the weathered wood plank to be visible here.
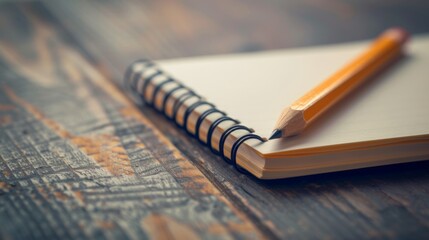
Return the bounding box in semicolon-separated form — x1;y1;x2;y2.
42;0;429;239
0;3;262;239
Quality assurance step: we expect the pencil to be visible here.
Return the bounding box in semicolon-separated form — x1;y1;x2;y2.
269;28;409;140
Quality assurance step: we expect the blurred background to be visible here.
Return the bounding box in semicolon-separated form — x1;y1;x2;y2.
41;0;429;82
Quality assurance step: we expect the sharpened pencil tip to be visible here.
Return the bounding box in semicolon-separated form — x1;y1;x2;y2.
268;129;282;140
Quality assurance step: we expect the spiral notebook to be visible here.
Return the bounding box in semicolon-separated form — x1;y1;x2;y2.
125;35;429;179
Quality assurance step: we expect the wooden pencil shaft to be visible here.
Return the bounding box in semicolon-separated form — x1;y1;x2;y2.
299;35;402;122
274;28;408;137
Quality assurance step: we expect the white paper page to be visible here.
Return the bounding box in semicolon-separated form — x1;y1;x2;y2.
159;35;429;153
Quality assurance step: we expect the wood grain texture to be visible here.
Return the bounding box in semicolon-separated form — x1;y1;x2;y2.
2;0;429;239
0;3;261;239
45;0;429;239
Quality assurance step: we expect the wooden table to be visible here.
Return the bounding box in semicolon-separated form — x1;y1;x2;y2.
1;1;429;239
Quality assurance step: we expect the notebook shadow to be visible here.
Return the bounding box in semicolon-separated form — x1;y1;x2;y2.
252;159;429;191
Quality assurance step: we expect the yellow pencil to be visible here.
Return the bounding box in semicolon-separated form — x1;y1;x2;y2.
269;28;409;139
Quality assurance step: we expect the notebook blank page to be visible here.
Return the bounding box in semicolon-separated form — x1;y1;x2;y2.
159;35;429;153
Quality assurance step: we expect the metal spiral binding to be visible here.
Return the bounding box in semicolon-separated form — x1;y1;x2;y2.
125;59;266;172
